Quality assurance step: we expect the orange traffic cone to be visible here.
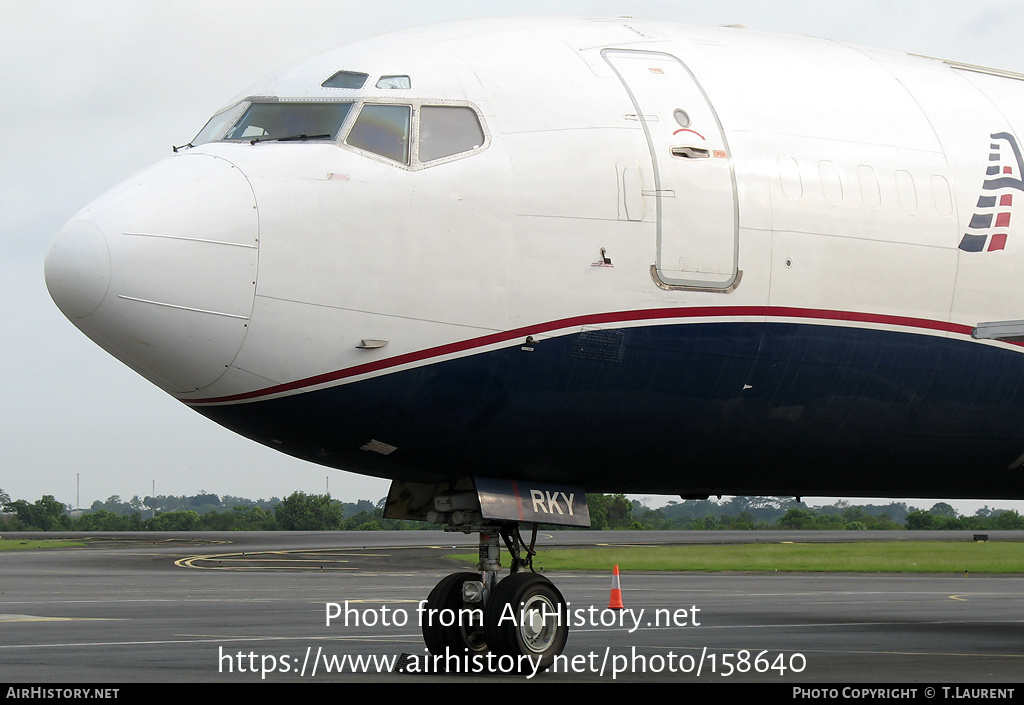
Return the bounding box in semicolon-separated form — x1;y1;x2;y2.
608;564;624;609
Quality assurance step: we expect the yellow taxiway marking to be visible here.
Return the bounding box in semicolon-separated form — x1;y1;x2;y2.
192;558;352;563
949;595;969;601
175;547;394;570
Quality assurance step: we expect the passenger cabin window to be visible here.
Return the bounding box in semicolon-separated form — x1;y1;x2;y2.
322;71;368;89
418;106;484;162
376;76;411;89
223;103;353;142
346;104;411;164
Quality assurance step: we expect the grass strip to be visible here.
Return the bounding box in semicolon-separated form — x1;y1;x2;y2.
0;538;87;550
452;541;1024;573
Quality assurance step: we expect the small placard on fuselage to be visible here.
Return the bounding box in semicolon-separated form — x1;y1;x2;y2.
474;477;591;527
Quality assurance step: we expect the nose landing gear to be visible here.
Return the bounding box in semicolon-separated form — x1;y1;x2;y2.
421;571;489;655
485;571;568;668
421;523;569;671
385;476;589;673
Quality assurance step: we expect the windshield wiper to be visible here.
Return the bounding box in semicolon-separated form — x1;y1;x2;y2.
250;133;331;145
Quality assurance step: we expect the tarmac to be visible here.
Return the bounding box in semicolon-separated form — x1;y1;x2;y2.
1;530;1023;685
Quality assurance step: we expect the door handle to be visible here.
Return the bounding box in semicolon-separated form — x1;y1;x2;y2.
671;146;711;159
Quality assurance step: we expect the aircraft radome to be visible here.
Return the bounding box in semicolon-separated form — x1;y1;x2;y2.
44;16;1024;667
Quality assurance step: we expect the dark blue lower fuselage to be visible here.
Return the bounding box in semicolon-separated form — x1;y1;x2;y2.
197;320;1024;499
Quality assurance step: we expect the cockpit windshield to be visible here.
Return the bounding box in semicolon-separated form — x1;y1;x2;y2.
191;104;247;147
222;102;354;142
188;95;487;167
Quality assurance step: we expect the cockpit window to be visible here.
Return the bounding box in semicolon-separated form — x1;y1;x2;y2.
346;104;411;164
191;104;247;146
222;102;353;142
418;106;485;162
376;75;411;89
322;71;368;89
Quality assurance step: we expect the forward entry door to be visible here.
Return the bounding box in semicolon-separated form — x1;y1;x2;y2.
604;49;739;290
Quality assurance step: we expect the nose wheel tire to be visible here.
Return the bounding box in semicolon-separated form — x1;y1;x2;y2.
421;572;488;655
484;572;568;670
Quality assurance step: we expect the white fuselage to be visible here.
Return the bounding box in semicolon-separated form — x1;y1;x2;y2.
44;17;1024;498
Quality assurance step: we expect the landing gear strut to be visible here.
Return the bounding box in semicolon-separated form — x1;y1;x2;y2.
421;522;569;671
385;476;588;672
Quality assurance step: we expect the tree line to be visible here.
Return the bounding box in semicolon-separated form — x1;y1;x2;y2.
0;490;426;532
1;488;1022;531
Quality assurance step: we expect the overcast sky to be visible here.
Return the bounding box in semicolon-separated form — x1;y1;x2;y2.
5;0;1024;513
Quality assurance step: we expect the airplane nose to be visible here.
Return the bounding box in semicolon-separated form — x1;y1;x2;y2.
45;153;259;394
45;219;111;319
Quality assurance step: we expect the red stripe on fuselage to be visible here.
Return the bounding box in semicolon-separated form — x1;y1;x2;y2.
184;306;978;405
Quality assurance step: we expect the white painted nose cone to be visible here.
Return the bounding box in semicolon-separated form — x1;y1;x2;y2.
45;220;111;319
49;153;259;394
